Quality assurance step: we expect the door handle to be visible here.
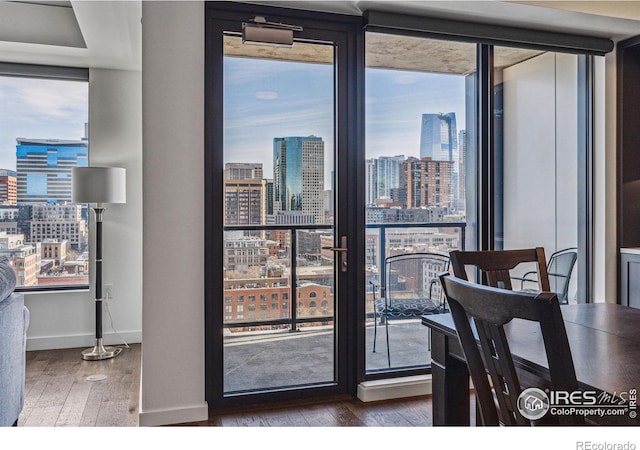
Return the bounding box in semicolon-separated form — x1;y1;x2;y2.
322;236;348;272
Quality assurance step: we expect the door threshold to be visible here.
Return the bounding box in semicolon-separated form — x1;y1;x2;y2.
357;375;432;402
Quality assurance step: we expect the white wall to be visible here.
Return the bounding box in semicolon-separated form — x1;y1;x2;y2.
139;1;208;426
24;68;143;351
502;51;616;304
502;53;579;297
503;52;579;252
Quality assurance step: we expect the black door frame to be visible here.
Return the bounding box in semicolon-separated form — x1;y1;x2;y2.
204;1;364;409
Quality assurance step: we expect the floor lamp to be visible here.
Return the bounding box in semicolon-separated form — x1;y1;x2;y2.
72;166;126;361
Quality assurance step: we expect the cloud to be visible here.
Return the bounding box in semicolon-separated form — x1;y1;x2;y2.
394;74;418;85
255;91;279;100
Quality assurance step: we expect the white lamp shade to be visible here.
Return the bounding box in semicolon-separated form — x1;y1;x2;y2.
72;166;126;204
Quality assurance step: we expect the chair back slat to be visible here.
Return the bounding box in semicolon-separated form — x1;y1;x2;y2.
450;247;550;292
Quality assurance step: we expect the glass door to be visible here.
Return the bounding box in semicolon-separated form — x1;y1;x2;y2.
222;35;336;394
205;6;360;407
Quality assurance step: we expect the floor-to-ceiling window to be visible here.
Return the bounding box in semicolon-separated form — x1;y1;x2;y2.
364;33;475;373
206;3;611;402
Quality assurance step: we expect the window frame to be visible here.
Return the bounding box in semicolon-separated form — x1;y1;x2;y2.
0;62;90;293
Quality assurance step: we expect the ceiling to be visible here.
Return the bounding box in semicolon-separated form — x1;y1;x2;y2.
1;1;640;72
0;0;142;71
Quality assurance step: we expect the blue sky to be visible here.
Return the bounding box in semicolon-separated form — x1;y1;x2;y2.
1;57;465;186
224;56;466;189
0;76;88;171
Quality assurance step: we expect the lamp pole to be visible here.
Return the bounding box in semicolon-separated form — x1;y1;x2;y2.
81;204;122;361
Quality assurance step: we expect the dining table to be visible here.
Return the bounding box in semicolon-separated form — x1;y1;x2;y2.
422;303;640;426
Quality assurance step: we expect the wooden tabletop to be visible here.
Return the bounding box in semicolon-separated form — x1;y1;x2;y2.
423;303;640;398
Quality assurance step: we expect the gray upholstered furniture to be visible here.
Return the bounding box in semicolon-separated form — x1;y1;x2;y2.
0;257;29;427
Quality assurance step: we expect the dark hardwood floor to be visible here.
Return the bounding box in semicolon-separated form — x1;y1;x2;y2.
20;344;474;427
181;394;443;427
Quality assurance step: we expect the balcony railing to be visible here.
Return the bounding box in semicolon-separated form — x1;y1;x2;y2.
366;221;466;290
223;222;466;331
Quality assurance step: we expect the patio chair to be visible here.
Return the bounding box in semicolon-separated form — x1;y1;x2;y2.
514;247;577;304
449;247;550;292
371;252;450;367
439;273;583;425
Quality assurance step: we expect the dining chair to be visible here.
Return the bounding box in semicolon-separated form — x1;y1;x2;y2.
438;273;583;426
449;247;550;292
514;247;577;304
371;252;450;367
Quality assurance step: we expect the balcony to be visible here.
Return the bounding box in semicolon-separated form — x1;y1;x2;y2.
222;221;465;394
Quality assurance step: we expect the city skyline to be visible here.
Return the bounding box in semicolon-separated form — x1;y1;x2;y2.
223;55;466;190
1;59;466;188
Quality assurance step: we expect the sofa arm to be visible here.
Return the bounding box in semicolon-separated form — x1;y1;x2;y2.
0;293;29;427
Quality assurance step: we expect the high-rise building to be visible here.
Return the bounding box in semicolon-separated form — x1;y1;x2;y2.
374;155;405;201
224;178;268;225
223;163;272;226
419;113;460;208
365;156;405;205
16;138;88;204
419;113;457;161
404;157;454;209
224;162;263;180
0;170;17;205
273;136;324;224
365;158;376;205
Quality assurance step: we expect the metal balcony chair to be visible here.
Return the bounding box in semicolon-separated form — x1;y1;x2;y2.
371;252;450;367
439;273;583;426
449;247;550;292
514;247;577;304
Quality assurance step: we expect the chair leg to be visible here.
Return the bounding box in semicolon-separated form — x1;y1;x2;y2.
385;314;390;367
373;309;378;353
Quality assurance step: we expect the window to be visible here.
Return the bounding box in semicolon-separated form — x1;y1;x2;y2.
0;64;89;290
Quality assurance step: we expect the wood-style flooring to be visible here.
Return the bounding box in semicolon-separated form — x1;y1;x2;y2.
19;344;472;427
20;344;141;427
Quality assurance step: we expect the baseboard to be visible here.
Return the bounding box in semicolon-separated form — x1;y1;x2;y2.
138;403;209;426
357;375;432;402
26;331;142;351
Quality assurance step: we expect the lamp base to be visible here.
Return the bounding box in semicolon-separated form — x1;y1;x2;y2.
81;338;123;361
